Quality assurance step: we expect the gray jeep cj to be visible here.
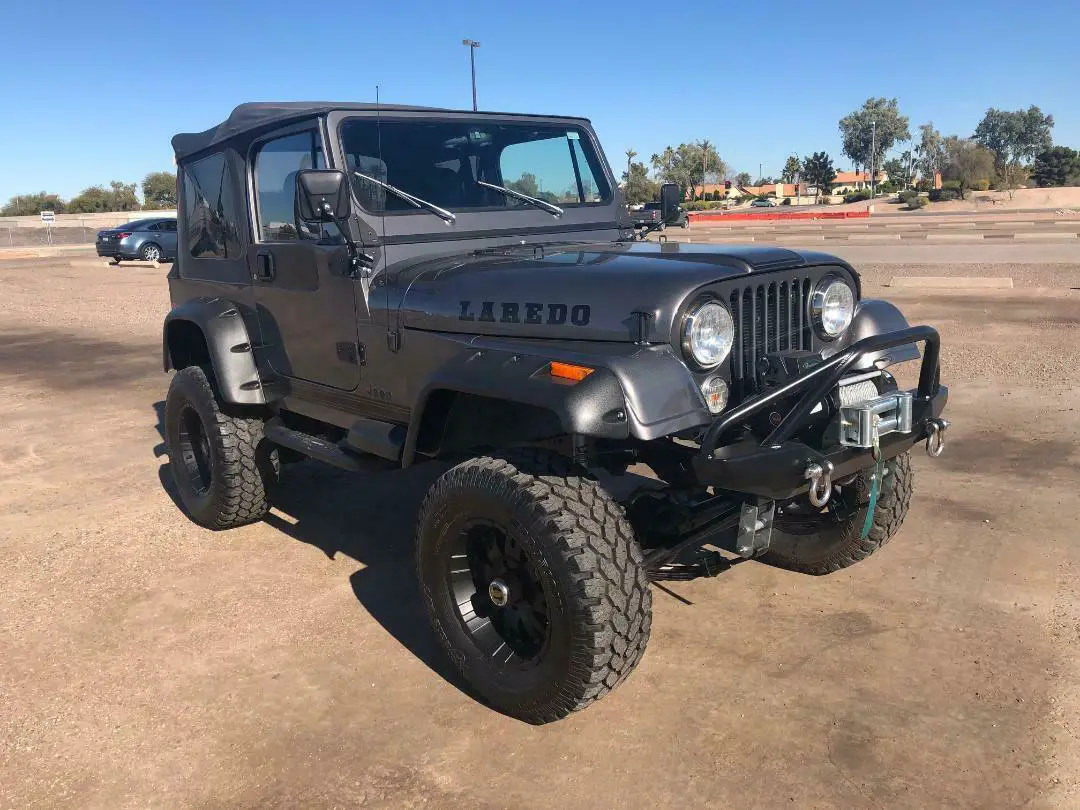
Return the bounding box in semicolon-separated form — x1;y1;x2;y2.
162;102;950;724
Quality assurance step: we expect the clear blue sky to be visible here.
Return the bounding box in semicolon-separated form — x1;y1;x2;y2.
2;0;1078;201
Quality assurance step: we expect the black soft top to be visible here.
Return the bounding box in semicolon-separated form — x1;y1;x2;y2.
171;101;590;162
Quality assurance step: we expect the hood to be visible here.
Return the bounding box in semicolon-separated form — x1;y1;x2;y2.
393;242;818;343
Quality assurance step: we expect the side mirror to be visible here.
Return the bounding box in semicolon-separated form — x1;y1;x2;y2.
660;183;680;221
295;169;351;222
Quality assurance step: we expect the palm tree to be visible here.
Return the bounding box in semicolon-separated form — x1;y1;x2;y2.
625;149;637;186
698;139;715;201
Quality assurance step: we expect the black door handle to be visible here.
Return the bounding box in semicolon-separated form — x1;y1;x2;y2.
255;251;275;281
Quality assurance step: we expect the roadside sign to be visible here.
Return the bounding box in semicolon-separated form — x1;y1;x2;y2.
40;210;55;224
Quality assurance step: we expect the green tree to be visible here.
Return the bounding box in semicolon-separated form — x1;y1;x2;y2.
624;148;637;190
973;106;1054;197
756;176;776;185
915;123;947;186
506;172;539;198
621;161;660;204
942;138;996;196
1;191;66;216
650;142;726;201
67;181;140;213
839;98;911;179
800;152;837;202
781;155;802;183
141;171;177;209
1032;146;1080;187
882;157;912;189
734;171;752;186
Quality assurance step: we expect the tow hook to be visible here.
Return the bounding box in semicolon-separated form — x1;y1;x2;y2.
925;418;950;458
805;461;834;507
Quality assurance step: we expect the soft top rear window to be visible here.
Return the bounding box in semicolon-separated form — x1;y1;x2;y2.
339;119;611;214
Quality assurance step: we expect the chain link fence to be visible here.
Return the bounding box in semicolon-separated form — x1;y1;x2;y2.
0;226;102;247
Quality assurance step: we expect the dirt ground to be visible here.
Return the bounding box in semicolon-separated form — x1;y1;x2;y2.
1;252;1079;809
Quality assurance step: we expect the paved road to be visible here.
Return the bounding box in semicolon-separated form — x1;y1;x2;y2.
1;245;1079;808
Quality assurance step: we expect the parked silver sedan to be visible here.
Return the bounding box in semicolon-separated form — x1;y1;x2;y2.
96;218;178;264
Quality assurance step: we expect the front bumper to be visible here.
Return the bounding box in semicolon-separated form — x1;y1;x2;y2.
692;325;949;500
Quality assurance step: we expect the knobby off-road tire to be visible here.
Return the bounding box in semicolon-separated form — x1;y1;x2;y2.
763;451;914;575
165;365;278;530
416;449;652;724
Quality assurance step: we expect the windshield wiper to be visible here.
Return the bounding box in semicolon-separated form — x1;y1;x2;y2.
477;181;564;218
351;172;456;224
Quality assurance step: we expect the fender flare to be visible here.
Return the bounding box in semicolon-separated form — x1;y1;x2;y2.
163;297;266;405
832;298;921;371
401;338;711;466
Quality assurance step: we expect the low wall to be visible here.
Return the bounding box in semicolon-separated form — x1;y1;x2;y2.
0;209;177;230
688;209;870;222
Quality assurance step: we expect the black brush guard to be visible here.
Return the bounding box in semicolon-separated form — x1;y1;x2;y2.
692;325;948;500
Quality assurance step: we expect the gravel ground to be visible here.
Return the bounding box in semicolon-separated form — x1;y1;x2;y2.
1;251;1079;808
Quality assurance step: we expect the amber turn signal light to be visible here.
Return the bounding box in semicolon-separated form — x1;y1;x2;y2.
549;361;594;382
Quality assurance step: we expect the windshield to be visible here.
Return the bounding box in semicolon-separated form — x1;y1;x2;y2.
339;119;611;214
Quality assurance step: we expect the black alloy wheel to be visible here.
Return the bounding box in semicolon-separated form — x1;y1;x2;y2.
176;404;213;496
449;520;550;667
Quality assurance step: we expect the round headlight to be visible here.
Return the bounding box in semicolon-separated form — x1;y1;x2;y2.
682;301;734;368
811;278;855;338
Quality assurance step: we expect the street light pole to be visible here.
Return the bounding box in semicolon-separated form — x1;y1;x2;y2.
462;39;480;111
870;119;877;199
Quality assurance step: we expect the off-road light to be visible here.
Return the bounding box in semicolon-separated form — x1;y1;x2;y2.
701;376;728;414
682;300;734;369
810;277;855;338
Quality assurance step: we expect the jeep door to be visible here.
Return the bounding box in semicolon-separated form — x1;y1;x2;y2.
248;126;362;391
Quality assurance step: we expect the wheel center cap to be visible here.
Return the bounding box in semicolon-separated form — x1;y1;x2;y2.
488;578;510;607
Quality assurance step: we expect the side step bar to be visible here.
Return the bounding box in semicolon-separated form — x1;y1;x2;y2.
264;420;397;474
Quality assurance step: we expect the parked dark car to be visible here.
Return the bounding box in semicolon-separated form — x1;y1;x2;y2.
629;201;689;230
96;218;178;263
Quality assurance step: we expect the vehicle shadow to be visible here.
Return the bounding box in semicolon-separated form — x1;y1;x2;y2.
263;460;471;694
151;400;470;694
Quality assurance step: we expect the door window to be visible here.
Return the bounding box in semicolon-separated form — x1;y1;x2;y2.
254;131;330;242
182;151;242;259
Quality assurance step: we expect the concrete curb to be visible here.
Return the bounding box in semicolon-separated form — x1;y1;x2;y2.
889;276;1014;289
1013;232;1079;240
925;233;985;241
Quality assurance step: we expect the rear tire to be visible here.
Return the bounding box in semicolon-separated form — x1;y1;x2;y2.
164;366;277;529
762;452;914;575
141;243;162;263
416;448;652;724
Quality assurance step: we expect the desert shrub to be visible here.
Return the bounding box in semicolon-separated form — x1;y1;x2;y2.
907;195;928;210
844;189;872;203
929;188;962;202
781;197;792;205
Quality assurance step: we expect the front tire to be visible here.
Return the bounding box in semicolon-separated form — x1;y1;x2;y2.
417;449;652;724
763;452;914;575
164;366;277;529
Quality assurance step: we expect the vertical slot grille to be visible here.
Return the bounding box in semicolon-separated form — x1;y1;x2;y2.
729;275;814;394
